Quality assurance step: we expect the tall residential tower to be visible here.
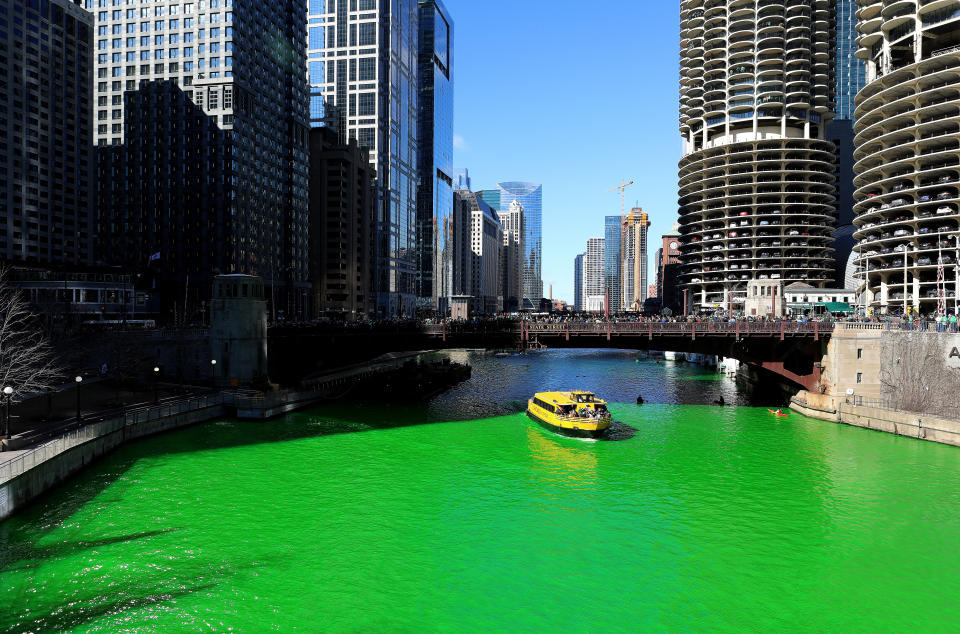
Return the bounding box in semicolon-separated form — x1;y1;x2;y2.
2;0;94;267
851;1;960;315
622;208;651;311
677;0;838;314
583;237;604;312
498;200;525;312
574;252;584;312
93;0;311;317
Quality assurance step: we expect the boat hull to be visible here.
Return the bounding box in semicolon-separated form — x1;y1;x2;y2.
527;410;607;439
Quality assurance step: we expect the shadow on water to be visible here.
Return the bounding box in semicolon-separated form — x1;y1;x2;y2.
0;528;180;573
602;420;638;442
0;577;219;633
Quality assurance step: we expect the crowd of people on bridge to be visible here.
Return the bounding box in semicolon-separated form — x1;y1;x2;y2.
276;309;960;334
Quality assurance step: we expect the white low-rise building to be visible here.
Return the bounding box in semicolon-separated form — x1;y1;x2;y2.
783;283;856;316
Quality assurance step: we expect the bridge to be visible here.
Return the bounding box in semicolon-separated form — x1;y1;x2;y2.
270;321;832;391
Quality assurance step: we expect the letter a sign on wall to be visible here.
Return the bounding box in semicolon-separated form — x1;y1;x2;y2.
947;336;960;369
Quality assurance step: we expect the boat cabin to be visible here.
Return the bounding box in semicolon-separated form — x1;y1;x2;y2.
570;391;597;404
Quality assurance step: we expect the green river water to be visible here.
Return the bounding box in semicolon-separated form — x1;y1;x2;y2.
2;350;960;632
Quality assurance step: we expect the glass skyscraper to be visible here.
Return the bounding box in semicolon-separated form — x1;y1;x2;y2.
573;253;584;312
828;0;867;284
307;0;421;317
479;190;501;211
416;0;454;313
497;181;542;309
604;215;622;312
835;0;865;121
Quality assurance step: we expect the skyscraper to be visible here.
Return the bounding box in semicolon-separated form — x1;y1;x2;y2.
584;237;604;312
93;0;311;318
604;215;623;312
309;127;375;320
416;0;454;314
498;181;542;308
677;0;837;314
498;201;525;312
573;253;585;312
852;2;960;315
828;0;867;287
479;189;501;211
452;191;499;314
3;0;94;267
453;168;471;191
835;0;866;122
469;196;502;315
621;208;650;312
307;0;421;317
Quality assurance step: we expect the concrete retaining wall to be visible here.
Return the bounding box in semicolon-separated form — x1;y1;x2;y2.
0;402;226;522
790;391;960;447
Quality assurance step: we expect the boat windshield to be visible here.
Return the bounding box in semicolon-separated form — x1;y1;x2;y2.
573;393;595;403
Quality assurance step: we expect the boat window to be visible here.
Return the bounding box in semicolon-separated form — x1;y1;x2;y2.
534;397;555;414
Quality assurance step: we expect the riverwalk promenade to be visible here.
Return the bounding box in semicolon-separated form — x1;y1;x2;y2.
0;351;445;521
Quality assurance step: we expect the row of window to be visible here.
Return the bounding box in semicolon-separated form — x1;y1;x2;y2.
308;22;375;50
98;14;229;36
309;0;377;13
99;36;229;51
87;0;231;16
98;26;230;49
97;56;231;76
308;57;375;84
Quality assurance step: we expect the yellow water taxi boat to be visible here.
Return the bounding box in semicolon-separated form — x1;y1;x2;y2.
527;391;612;439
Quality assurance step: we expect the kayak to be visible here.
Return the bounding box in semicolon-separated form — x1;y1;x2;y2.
767;409;788;418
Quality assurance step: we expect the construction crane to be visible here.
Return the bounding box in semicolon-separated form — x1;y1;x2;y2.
606;179;635;217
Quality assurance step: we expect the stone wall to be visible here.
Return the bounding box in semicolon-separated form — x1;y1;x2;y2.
791;391;960;447
820;324;885;399
821;324;960;419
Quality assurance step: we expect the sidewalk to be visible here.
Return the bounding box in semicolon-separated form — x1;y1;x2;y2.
5;379;202;438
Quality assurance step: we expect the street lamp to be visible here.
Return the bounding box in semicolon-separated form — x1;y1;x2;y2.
211;359;217;386
153;366;160;403
75;376;83;422
2;386;12;441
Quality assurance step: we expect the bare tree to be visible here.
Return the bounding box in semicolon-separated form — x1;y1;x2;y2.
0;268;62;398
879;332;960;418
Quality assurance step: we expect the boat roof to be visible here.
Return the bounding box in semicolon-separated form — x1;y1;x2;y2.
534;391;607;405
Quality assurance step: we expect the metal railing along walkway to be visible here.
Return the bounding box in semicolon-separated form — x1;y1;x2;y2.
0;393;227;485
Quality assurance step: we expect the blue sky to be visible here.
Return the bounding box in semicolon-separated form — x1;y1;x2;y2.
445;0;682;303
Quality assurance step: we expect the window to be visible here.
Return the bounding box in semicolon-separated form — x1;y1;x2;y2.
358;57;375;81
358;22;375;46
358;92;374;116
857;348;863;359
856;372;863;384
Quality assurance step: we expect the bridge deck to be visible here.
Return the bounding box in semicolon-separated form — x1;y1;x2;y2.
424;322;833;340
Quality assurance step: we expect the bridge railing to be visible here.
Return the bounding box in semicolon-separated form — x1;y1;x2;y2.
525;322;834;336
423;321;835;337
